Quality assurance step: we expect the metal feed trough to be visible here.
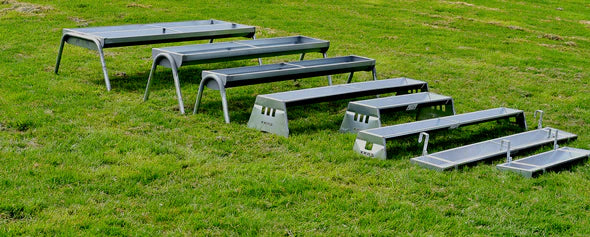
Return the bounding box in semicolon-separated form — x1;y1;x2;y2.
496;147;590;177
410;127;578;171
55;19;256;91
340;92;455;133
496;129;589;177
194;55;378;123
143;36;330;114
353;107;527;159
247;78;428;137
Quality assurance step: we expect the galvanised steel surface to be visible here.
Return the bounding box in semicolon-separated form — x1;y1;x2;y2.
246;78;429;137
340;92;455;134
143;36;330;114
354;107;527;159
55;19;256;91
194;55;380;123
408;127;578;171
497;147;590;178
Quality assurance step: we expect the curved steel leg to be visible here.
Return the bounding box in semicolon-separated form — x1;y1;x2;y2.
55;35;67;74
92;39;111;91
193;74;230;123
143;53;184;114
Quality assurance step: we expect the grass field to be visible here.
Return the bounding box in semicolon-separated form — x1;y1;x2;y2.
1;0;589;235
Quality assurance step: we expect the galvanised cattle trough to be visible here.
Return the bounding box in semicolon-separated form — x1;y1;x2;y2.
411;127;578;171
55;19;256;91
144;36;330;114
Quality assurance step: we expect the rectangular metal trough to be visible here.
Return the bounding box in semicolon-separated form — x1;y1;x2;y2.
194;56;381;123
340;92;455;133
497;147;589;177
144;36;330;114
201;55;376;88
410;128;578;171
246;78;429;137
152;36;329;67
353;107;527;159
55;19;256;91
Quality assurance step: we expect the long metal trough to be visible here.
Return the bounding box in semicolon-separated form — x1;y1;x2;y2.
247;78;429;137
143;36;330;114
497;147;589;177
194;55;379;123
340;92;455;133
353;107;527;159
55;19;256;91
410;128;578;171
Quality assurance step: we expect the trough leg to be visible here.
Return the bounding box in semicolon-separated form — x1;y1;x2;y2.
193;78;207;115
253;34;262;65
323;53;332;85
54;35;67;74
194;75;230;123
372;67;378;81
347;72;355;83
143;56;160;101
171;65;185;115
209;39;214;43
219;86;230;123
95;41;111;91
144;54;185;114
299;53;305;61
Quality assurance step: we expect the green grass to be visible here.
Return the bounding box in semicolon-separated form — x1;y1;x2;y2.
1;0;589;235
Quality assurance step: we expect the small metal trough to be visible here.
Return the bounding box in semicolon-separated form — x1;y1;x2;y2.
247;78;429;137
340;92;455;133
354;107;527;159
194;56;379;123
144;36;330;114
55;19;255;91
410;128;578;171
497;147;590;177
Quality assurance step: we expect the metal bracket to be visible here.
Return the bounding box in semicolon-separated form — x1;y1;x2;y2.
418;132;429;156
339;111;381;133
501;139;512;163
352;139;387;160
534;110;544;129
247;104;290;137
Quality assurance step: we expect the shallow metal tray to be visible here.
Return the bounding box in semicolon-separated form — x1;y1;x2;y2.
410;128;577;171
497;147;589;177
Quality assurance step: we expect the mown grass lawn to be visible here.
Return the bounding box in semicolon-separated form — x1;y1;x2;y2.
1;0;589;235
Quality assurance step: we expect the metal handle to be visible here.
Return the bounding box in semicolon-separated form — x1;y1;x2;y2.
418;132;429;156
534;110;544;129
501;139;512;163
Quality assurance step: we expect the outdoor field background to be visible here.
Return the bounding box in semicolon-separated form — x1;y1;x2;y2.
1;0;589;235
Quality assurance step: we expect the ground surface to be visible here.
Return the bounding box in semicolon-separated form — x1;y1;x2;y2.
0;0;589;235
